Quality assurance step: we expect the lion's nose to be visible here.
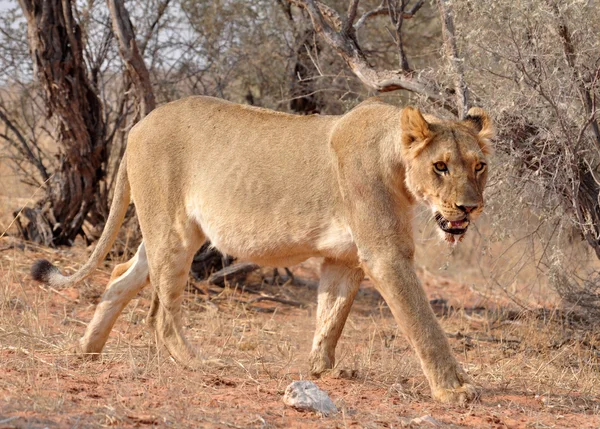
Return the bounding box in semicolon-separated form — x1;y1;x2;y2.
456;204;478;213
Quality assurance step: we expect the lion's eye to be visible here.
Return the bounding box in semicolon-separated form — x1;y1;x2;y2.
475;162;486;172
434;162;448;173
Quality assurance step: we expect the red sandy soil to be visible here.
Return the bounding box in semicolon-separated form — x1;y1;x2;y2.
0;238;599;428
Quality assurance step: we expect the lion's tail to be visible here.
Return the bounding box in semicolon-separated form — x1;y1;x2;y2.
31;157;131;288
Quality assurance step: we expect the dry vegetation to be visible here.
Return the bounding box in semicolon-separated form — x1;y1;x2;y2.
1;0;600;427
1;224;600;428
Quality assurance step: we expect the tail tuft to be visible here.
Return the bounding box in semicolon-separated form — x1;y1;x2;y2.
31;259;60;284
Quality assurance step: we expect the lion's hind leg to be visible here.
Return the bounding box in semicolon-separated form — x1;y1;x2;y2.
141;220;220;369
309;259;364;376
79;242;150;355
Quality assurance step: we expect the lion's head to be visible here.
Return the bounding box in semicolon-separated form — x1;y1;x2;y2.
400;106;494;243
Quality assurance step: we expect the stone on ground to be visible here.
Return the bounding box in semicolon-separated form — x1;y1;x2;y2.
283;380;337;416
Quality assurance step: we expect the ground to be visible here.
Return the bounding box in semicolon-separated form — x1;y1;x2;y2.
0;236;599;428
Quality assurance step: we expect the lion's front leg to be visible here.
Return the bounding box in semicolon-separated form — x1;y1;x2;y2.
309;259;364;376
364;255;478;404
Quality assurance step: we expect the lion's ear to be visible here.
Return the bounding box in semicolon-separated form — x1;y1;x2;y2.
463;107;495;142
401;107;432;152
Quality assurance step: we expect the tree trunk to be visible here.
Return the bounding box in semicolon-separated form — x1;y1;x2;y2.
17;0;106;246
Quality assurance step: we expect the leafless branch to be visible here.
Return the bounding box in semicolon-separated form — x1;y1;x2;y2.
553;10;600;148
139;0;171;55
288;0;455;113
436;0;469;118
355;0;385;30
405;0;424;16
107;0;156;118
208;262;260;287
248;295;305;308
575;67;600;149
343;0;359;35
354;0;423;30
0;105;48;180
386;0;411;71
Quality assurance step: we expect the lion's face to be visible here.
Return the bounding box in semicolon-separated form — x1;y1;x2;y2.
400;107;494;243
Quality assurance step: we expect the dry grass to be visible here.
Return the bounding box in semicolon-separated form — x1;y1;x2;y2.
1;231;599;428
1;172;599;428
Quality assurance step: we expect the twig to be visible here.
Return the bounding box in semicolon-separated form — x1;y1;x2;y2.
187;282;207;295
343;0;360;34
436;0;469;118
36;284;78;303
355;0;386;30
1;345;75;374
248;296;305;308
208;262;260;286
139;0;171;55
0;174;53;241
446;332;521;345
354;0;422;30
386;0;412;71
0;105;49;180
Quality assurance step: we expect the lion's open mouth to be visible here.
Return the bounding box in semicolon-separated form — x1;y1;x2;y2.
435;212;470;235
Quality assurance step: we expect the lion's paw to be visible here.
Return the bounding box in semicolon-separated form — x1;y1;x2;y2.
308;354;333;377
70;341;101;361
311;366;360;380
432;383;479;405
200;357;230;369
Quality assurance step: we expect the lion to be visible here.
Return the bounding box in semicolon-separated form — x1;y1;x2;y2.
31;96;493;404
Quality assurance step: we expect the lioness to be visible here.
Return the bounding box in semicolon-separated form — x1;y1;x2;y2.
32;96;493;404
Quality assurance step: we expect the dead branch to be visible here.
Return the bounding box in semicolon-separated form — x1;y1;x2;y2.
139;0;171;55
314;1;343;31
386;0;420;72
354;0;423;30
288;0;454;112
248;296;305;308
343;0;359;35
208;262;260;287
107;0;156;118
435;0;469;118
36;284;78;303
553;10;600;148
446;331;521;345
226;294;305;313
355;0;385;30
0;105;48;180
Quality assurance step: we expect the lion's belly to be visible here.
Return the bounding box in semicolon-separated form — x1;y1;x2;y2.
186;196;358;267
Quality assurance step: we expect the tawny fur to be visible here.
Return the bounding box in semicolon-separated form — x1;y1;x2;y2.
31;96;493;404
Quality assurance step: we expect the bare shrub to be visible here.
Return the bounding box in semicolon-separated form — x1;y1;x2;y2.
2;0;600;316
450;0;600;314
550;267;600;322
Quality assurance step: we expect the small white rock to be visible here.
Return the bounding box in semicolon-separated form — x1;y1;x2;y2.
283;380;338;416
